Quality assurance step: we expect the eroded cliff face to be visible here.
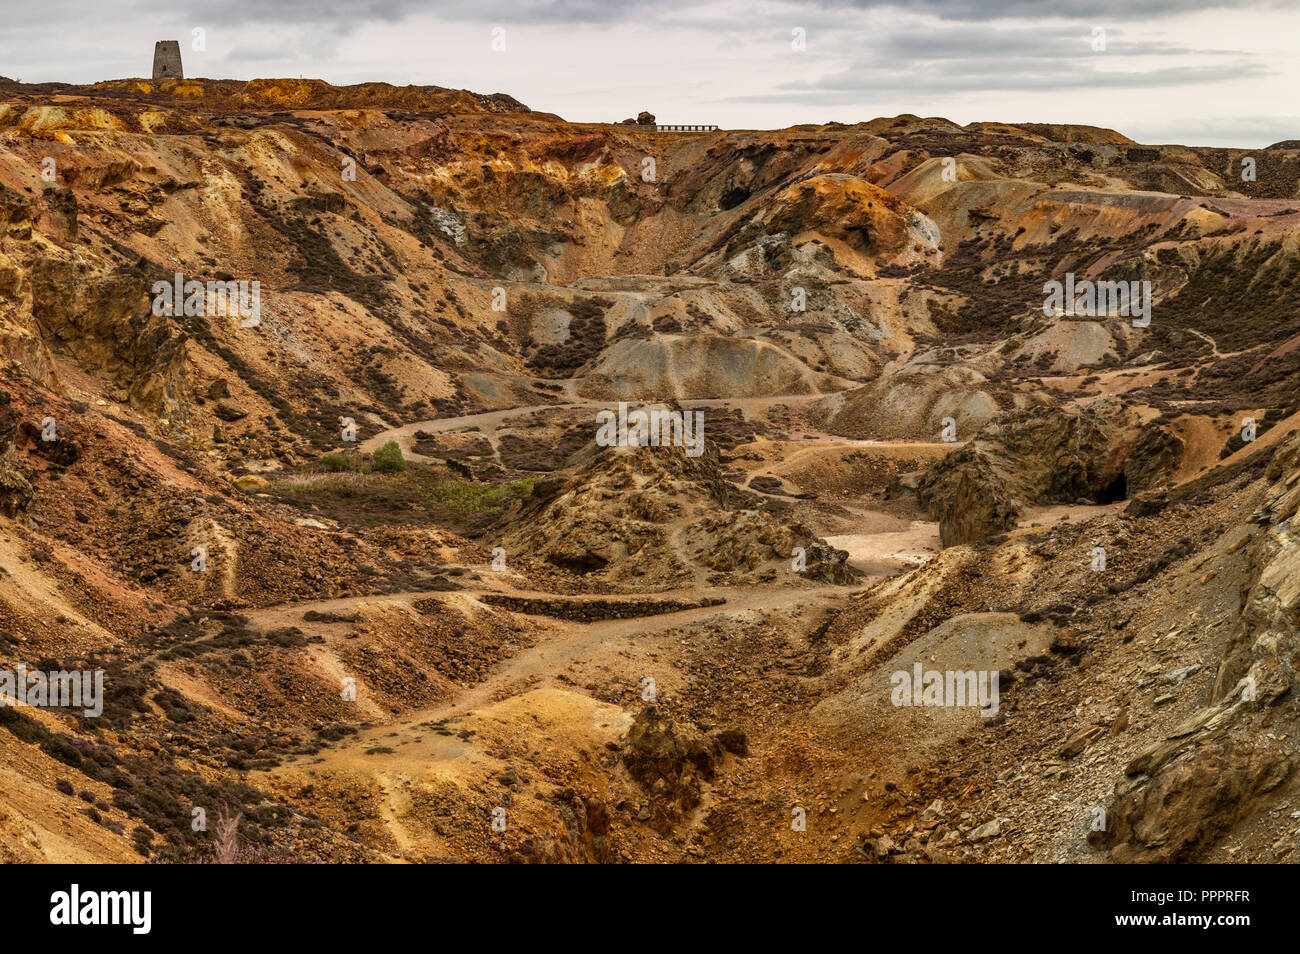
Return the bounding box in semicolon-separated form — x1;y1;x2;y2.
2;82;1297;450
1091;431;1300;862
0;76;1299;863
915;399;1185;546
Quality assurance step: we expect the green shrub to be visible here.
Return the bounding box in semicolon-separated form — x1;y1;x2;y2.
372;440;407;473
320;452;351;472
426;476;535;514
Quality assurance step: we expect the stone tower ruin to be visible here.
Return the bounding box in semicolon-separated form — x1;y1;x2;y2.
152;40;183;81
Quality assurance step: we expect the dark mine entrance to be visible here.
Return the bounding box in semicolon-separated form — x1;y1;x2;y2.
1096;472;1128;503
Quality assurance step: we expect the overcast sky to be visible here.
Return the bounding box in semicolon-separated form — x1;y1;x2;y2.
1;0;1296;146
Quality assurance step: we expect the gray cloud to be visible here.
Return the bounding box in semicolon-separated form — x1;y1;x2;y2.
823;0;1288;19
735;16;1271;99
741;62;1267;101
0;0;1291;148
160;0;1291;26
0;0;1287;33
1120;113;1300;145
166;0;691;27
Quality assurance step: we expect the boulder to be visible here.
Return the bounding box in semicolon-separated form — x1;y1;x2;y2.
0;443;32;516
0;185;33;240
621;706;719;832
1096;739;1292;862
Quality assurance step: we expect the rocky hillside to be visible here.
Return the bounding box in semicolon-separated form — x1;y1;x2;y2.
1;75;1299;863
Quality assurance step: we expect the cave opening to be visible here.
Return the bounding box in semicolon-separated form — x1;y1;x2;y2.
719;186;750;210
1096;472;1128;503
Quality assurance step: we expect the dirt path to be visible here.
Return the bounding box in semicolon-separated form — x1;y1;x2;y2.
258;579;864;811
1021;500;1127;527
1186;328;1223;359
434;583;859;718
824;510;939;576
244;576;844;627
360;393;835;456
244;576;867;721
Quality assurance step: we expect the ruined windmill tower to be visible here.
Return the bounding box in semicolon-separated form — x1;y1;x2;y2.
152;40;183;81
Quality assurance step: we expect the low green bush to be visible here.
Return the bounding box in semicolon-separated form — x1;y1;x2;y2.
372;440;407;473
